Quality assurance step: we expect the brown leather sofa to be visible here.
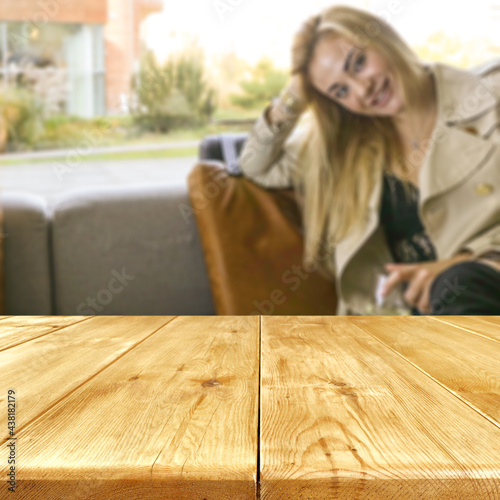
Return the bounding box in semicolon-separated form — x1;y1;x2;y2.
189;134;338;315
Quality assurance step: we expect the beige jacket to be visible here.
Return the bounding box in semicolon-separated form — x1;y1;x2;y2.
239;59;500;315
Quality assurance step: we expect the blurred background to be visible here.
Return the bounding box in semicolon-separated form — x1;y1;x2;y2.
0;0;499;196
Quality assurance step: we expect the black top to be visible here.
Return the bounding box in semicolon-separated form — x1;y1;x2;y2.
380;174;437;263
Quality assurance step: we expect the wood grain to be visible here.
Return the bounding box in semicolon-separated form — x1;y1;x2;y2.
260;316;500;499
3;315;499;499
349;316;500;426
2;316;259;500
0;316;174;440
430;316;500;343
0;316;90;351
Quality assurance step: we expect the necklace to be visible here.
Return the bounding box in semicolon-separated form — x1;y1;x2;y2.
401;103;437;153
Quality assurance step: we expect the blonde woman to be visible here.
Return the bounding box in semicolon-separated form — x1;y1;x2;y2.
239;5;500;315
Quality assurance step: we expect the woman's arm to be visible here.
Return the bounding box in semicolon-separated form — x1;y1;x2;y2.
239;76;309;189
380;232;500;313
380;252;474;314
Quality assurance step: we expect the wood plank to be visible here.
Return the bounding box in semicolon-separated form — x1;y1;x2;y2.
260;316;500;499
0;316;174;440
2;316;259;499
0;316;90;351
349;316;500;426
430;316;500;343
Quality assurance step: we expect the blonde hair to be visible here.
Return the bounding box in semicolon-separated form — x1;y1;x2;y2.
292;5;428;274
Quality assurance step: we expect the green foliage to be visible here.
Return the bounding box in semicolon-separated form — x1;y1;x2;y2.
229;57;288;110
0;86;45;150
413;31;500;69
131;46;216;133
39;115;111;148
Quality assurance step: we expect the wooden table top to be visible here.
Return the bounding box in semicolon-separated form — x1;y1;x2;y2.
1;315;499;499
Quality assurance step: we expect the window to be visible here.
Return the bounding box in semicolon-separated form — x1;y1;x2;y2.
0;21;105;118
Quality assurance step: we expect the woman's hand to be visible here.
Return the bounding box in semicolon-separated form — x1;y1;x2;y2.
287;74;307;106
267;75;307;126
380;253;472;314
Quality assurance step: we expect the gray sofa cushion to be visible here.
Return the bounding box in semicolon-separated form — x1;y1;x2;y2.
1;191;53;314
51;183;215;315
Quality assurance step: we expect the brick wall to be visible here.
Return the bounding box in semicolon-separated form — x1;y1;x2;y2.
105;0;135;112
1;0;163;115
0;0;107;24
105;0;162;113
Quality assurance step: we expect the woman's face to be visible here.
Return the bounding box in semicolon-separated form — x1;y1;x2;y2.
308;33;404;117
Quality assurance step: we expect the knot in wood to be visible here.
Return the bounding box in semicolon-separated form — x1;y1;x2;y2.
202;378;221;388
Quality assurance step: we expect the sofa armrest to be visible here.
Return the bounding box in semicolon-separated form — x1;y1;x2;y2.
1;191;53;314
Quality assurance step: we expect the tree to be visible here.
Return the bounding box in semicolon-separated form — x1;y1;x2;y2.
0;87;45;151
131;44;216;133
229;57;288;110
207;52;250;108
413;31;500;69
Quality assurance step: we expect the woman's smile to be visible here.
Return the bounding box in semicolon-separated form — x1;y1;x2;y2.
308;33;404;117
371;77;391;107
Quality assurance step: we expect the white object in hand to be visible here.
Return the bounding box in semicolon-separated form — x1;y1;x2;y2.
376;274;389;307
